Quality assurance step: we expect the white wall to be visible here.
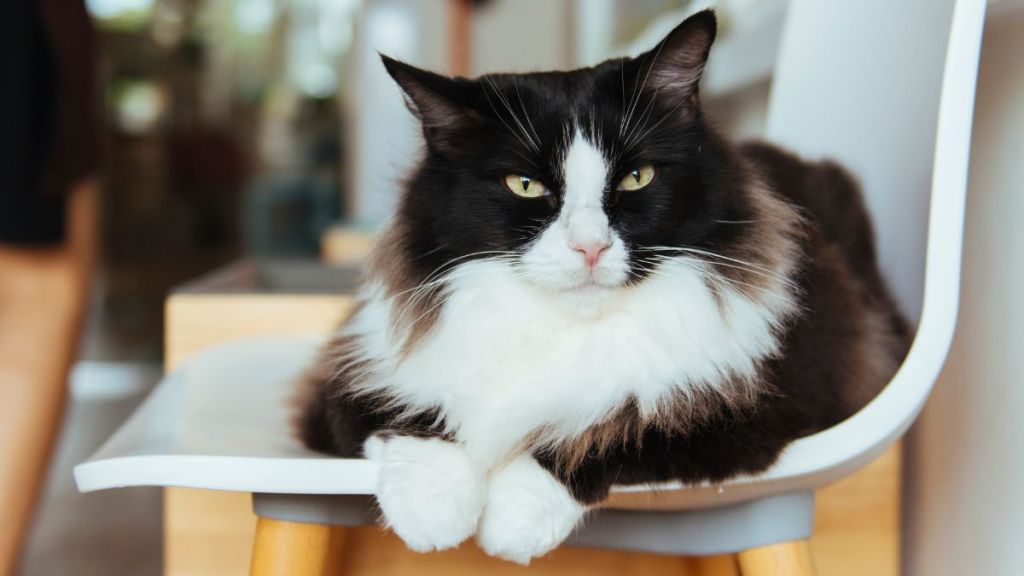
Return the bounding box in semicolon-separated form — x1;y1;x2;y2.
471;0;572;75
344;0;448;226
904;9;1024;575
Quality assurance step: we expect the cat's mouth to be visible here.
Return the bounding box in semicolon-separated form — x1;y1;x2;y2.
562;270;628;293
521;272;626;301
568;283;617;297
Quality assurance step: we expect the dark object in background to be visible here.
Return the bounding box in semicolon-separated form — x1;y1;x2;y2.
0;0;100;246
242;175;340;257
241;97;342;257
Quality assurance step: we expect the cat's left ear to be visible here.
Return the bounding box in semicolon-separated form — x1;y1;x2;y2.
637;9;717;108
381;55;480;156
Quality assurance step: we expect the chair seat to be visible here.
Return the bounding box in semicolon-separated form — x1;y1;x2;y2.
74;334;897;512
74;335;378;496
74;334;825;555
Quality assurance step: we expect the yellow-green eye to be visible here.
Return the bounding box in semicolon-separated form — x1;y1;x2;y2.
504;175;548;198
617;165;656;191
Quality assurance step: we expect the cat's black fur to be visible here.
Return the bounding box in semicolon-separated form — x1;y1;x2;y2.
297;10;909;505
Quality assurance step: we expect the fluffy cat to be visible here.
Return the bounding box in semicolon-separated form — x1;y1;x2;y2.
296;10;908;564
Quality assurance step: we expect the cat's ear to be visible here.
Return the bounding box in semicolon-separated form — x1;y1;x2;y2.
381;55;480;155
636;9;717;109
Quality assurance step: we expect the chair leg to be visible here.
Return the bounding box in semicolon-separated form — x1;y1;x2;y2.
250;517;348;576
736;540;814;576
690;554;740;575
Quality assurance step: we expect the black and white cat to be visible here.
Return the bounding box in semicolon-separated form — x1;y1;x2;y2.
297;10;908;564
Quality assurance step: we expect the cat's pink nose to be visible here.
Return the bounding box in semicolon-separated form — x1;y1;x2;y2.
571;241;610;268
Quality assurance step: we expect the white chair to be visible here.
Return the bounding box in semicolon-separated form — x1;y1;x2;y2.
74;0;986;573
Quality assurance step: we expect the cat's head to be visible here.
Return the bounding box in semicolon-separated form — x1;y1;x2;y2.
379;10;759;299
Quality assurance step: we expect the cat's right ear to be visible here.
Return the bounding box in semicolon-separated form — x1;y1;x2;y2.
634;10;717;115
381;55;480;156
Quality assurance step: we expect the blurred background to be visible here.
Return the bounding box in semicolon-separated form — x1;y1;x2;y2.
75;0;784;366
11;2;789;573
67;0;778;364
2;0;1022;575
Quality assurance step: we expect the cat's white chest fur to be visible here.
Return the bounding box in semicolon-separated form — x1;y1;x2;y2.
347;257;791;469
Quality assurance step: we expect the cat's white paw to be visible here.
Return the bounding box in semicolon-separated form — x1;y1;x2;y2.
476;454;587;564
365;435;485;553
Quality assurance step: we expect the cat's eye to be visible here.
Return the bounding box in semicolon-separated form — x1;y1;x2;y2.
504;175;549;199
617;165;656;192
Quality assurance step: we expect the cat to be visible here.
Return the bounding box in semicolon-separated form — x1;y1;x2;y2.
295;9;908;564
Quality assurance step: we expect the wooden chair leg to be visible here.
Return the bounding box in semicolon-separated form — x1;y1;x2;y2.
250;517;348;576
690;553;740;575
737;540;814;576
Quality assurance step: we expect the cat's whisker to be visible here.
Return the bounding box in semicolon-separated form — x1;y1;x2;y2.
624;98;686;152
620;67;647;138
401;286;458;334
416;254;520;298
485;76;540;152
512;76;542;148
619;60;626;132
413;244;449;261
618;73;638;138
389;277;447;309
636;246;798;290
633;268;671;280
622;87;661;149
482;79;536;153
499;89;540;151
657;255;783;299
688;258;798;291
389;250;522;302
390;285;447;332
413;250;516;287
644;252;761;297
512;148;542;170
620;36;668;139
619;62;645;138
698;268;768;297
669;247;799;289
626;256;677;280
386;277;450;315
390;256;521;332
638;253;796;300
409;251;520;289
402;264;501;315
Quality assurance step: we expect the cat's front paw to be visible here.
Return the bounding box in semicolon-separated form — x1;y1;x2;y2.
365;435;485;552
476;454;587;564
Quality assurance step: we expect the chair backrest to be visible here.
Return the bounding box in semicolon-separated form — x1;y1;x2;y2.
765;0;958;327
752;0;986;487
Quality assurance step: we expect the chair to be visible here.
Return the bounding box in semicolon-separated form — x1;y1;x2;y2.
74;0;986;573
